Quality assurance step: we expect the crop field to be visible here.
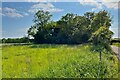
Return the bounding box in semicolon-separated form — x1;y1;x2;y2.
2;44;119;78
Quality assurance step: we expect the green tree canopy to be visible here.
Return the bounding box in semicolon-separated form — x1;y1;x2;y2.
28;10;113;45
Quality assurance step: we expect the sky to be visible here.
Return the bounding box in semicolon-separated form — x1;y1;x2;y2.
0;0;119;38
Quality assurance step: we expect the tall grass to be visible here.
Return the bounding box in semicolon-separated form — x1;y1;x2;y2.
2;44;118;78
0;44;2;79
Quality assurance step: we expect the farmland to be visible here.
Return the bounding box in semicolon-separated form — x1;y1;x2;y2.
2;44;118;78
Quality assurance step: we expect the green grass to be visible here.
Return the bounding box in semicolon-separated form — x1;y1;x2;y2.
2;44;118;78
112;43;120;47
0;44;2;79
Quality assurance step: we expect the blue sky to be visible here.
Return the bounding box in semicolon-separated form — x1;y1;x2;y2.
1;2;119;38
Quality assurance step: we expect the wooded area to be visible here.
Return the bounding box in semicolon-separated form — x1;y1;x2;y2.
1;10;117;46
28;10;113;44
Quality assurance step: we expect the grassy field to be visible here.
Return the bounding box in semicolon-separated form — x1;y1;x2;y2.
2;44;118;78
0;44;2;79
112;43;120;47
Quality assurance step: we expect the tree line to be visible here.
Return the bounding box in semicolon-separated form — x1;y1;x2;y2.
1;10;114;46
1;37;30;43
28;10;113;45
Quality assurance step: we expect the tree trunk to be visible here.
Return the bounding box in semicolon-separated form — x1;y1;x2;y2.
99;51;102;78
100;51;102;62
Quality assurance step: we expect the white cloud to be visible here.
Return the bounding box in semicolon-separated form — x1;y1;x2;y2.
25;0;46;2
102;2;118;9
1;7;29;18
2;0;120;2
28;3;64;13
4;7;16;12
0;8;2;11
2;0;77;2
0;13;5;16
23;13;29;16
47;8;64;12
2;7;23;18
2;0;46;2
0;8;4;16
80;0;102;11
79;0;119;2
5;12;23;18
80;0;119;11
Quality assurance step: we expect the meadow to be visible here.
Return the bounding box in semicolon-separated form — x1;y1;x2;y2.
0;44;2;79
2;44;118;78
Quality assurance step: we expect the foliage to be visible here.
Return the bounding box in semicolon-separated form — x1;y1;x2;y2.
90;10;112;32
90;26;113;52
1;37;30;43
28;10;52;43
2;44;118;78
89;26;113;62
28;10;113;44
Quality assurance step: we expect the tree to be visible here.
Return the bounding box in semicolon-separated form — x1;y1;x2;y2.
27;10;113;45
89;10;112;37
89;26;113;78
2;38;6;43
28;10;52;43
84;12;94;25
71;15;89;43
83;11;112;44
90;26;113;61
84;12;95;38
56;13;76;44
57;13;90;44
43;21;58;43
